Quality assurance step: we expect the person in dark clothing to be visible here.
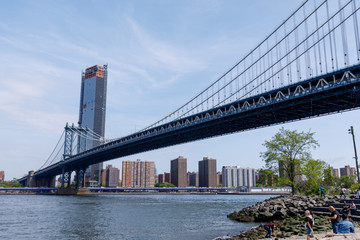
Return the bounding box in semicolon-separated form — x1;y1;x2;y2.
264;222;276;238
327;205;340;233
305;210;314;240
342;201;350;215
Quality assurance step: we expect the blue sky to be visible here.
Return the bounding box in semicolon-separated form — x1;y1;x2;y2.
1;0;360;180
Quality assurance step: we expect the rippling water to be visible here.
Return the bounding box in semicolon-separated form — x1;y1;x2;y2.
1;194;275;240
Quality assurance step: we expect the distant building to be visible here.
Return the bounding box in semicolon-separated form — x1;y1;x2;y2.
104;165;120;187
0;171;4;182
222;166;255;187
78;64;108;185
158;172;171;183
164;173;171;183
158;173;165;183
330;167;340;178
351;167;357;176
188;172;199;187
122;159;155;187
216;172;222;186
340;165;351;177
199;157;217;187
171;156;187;187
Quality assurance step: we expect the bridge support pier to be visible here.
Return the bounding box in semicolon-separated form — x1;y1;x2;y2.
66;171;72;188
34;176;55;187
26;170;36;187
75;169;82;189
81;168;86;187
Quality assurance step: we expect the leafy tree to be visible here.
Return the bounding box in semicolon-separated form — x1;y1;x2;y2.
339;175;356;188
256;169;278;187
302;159;327;195
323;166;337;187
154;182;175;188
0;181;22;188
261;127;319;194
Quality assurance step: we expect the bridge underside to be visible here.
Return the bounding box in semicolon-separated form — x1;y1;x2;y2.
24;65;360;182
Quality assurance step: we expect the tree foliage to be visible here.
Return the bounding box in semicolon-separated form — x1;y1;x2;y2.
261;127;319;194
256;169;278;187
0;181;22;188
323;166;336;187
302;159;328;195
154;182;175;188
338;175;356;188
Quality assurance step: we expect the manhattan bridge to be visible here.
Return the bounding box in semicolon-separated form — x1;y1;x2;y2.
19;0;360;188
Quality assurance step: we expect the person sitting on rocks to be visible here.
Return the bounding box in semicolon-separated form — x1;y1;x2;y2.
350;201;357;215
337;213;355;233
264;222;276;238
327;206;340;234
356;189;360;199
342;201;350;214
305;210;314;240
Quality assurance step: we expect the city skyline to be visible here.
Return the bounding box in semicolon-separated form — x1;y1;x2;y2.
2;0;360;180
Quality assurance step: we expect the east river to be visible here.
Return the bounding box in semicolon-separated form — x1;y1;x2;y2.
1;194;275;240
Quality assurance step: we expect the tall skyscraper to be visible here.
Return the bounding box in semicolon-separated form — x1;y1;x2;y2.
170;156;187;187
122;159;155;187
78;64;108;185
198;157;217;187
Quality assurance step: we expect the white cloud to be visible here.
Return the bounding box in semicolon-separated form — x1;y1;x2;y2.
126;18;206;73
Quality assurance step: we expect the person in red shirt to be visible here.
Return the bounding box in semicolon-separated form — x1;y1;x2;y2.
264;222;276;238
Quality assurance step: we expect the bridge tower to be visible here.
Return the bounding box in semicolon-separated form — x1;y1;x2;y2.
61;123;88;189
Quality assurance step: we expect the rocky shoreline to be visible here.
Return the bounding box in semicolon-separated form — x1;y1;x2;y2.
222;195;356;240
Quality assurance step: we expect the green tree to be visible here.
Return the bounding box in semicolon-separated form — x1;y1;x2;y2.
323;166;336;187
256;169;277;187
154;182;175;188
0;182;22;188
339;175;356;188
261;127;319;194
302;159;327;195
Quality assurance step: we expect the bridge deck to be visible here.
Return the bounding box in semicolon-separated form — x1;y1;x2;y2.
19;64;360;181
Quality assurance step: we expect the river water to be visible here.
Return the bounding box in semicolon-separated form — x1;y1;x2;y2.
1;194;275;240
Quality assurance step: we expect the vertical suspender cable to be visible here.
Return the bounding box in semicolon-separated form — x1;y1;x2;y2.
303;6;311;77
326;0;335;70
266;37;271;90
339;0;349;65
352;0;360;61
284;22;290;84
294;14;300;81
332;17;339;70
314;0;323;74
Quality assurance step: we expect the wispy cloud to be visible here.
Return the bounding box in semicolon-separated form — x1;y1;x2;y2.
126;17;206;73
